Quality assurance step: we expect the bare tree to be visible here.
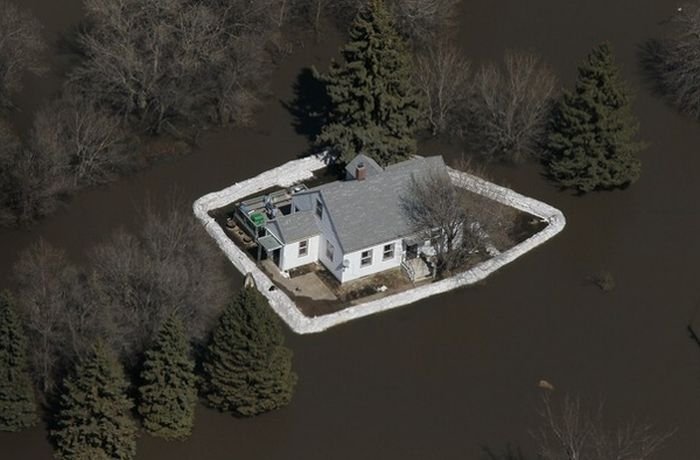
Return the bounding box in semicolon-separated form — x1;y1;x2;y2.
0;120;23;224
0;1;47;108
208;0;288;34
12;241;89;394
302;0;333;31
301;0;459;46
388;0;461;48
311;0;331;31
650;3;700;119
0;117;71;225
414;39;470;135
0;90;132;226
10;200;229;395
464;51;557;163
208;36;267;126
401;159;522;275
32;91;135;188
274;0;291;27
400;167;475;275
71;0;270;133
11;147;71;224
235;0;311;30
534;393;674;460
292;0;358;32
90;199;229;359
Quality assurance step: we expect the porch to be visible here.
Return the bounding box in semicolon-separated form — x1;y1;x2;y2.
401;236;436;282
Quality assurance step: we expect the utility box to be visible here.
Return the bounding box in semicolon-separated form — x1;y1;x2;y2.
250;212;265;227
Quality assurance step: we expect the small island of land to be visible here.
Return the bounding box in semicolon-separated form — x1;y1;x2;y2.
194;151;564;333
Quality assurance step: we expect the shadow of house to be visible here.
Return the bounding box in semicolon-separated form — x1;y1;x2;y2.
283;67;331;154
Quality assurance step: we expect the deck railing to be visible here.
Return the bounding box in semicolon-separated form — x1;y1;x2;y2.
401;258;417;282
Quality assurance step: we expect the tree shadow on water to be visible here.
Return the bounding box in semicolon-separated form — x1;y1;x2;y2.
636;37;700;120
282;67;331;154
689;306;700;350
636;38;669;98
481;444;529;460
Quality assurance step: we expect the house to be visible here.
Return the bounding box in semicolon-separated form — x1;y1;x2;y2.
235;154;448;283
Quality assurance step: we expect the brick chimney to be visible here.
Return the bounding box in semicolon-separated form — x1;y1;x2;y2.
355;162;366;181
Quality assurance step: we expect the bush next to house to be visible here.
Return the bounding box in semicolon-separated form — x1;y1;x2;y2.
52;343;137;460
317;0;420;166
203;282;297;417
0;290;37;431
547;43;643;193
138;314;198;440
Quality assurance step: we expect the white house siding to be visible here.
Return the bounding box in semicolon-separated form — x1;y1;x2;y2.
340;238;403;283
319;236;344;280
279;235;320;271
294;192;346;281
292;191;405;283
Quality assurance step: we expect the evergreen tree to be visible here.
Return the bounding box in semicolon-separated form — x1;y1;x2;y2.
52;343;137;460
547;43;643;193
0;291;37;431
203;282;297;417
138;314;197;440
317;0;421;166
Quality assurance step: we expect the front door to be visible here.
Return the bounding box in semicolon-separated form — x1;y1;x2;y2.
404;242;418;260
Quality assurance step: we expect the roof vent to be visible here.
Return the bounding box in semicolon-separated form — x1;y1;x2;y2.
355;162;366;181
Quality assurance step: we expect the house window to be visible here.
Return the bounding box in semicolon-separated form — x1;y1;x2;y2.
383;243;394;261
326;240;334;261
360;249;373;267
298;240;308;257
315;199;323;219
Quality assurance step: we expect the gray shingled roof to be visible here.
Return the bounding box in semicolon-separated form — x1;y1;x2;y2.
344;153;383;179
266;211;320;244
307;155;447;253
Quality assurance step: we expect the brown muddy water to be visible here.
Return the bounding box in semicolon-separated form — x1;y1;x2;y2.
2;1;700;459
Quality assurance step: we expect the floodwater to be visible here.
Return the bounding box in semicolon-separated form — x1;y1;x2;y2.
2;1;700;459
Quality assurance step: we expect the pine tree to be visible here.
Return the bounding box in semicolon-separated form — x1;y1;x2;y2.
547;43;643;193
52;343;137;460
0;291;37;431
316;0;421;166
203;282;297;417
138;314;197;440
